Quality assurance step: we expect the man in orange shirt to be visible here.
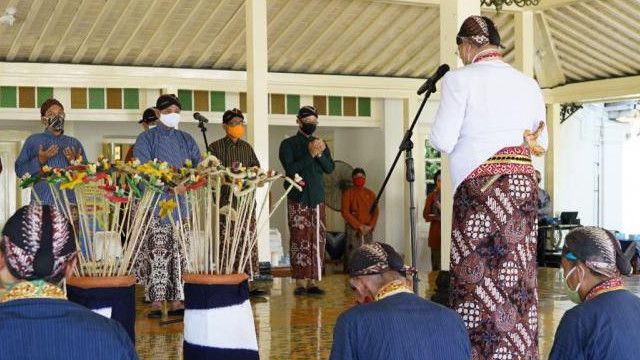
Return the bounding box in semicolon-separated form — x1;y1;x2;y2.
341;168;379;268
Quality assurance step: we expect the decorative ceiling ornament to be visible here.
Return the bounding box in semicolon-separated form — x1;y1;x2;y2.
481;0;541;13
560;103;583;124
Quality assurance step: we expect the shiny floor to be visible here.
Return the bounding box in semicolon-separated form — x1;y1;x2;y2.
134;267;640;359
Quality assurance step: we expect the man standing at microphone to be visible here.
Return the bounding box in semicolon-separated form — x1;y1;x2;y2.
429;16;546;359
279;106;335;295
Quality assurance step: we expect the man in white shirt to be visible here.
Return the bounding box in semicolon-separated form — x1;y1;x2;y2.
429;15;547;360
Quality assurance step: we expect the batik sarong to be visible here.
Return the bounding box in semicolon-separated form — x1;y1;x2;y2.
287;200;326;280
135;216;188;302
450;146;539;360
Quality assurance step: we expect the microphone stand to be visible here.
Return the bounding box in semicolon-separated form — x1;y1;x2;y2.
197;119;209;150
370;84;437;295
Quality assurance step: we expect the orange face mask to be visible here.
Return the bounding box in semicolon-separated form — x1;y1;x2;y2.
227;124;245;139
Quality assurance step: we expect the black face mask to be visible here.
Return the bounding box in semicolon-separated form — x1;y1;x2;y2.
47;113;65;131
300;122;317;136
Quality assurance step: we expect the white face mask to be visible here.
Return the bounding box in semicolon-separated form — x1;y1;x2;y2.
160;112;180;128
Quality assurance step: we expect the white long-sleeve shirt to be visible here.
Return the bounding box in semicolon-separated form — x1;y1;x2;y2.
429;60;547;192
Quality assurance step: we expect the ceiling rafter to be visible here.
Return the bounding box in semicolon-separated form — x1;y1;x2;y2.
50;0;97;62
267;0;317;56
70;0;119;63
92;0;138;64
192;2;244;68
545;12;636;75
324;4;404;74
231;0;311;70
172;0;229;67
27;0;72;62
375;12;438;75
291;3;390;74
572;2;640;56
5;0;47;61
533;12;566;87
152;0;206;67
306;2;382;73
112;0;167;65
292;3;389;74
270;0;340;71
212;11;248;69
131;0;184;66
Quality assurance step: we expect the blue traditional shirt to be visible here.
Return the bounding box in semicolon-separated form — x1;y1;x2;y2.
133;124;201;223
15;129;86;206
329;292;471;360
549;289;640;360
0;298;138;360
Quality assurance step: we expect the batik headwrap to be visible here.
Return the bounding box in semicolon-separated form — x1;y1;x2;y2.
349;242;411;277
563;226;632;278
1;205;76;283
456;15;502;48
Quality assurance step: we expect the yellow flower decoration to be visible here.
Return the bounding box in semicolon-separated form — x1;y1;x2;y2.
159;199;177;218
60;172;86;190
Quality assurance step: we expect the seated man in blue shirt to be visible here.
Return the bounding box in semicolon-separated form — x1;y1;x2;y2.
0;205;137;360
550;226;640;360
329;242;471;360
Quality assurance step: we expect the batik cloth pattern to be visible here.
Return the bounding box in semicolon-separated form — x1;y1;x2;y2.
135;216;188;302
450;146;539;360
287;200;326;280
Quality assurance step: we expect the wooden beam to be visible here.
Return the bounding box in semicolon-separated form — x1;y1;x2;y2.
130;0;183;66
6;0;46;61
533;13;566;88
172;0;232;67
152;0;205;67
192;3;244;68
514;11;534;76
544;75;640;104
112;0;166;65
92;0;137;64
545;103;560;215
27;0;69;62
372;0;440;6
71;0;119;64
50;0;95;62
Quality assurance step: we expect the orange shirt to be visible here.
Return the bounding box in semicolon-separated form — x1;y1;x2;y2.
341;186;379;230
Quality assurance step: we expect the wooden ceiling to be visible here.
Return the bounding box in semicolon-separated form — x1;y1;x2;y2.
0;0;636;88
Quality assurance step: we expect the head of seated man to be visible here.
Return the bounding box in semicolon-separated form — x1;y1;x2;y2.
550;226;640;360
329;242;471;360
0;205;137;360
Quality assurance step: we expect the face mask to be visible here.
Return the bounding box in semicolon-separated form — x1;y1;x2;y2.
227;124;245;139
300;122;317;136
353;177;366;187
47;113;65;131
160;112;181;128
563;266;583;304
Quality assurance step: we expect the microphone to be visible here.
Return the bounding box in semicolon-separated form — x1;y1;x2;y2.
193;112;209;123
417;64;450;95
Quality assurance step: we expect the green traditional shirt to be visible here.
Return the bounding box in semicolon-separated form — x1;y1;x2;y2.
279;131;335;207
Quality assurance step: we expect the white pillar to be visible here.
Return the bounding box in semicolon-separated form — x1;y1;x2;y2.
383;98;407;255
515;11;535;77
438;0;480;271
245;0;270;263
545;103;560;215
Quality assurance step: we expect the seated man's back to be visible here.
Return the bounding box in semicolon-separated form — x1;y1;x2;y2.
0;297;137;360
330;292;470;360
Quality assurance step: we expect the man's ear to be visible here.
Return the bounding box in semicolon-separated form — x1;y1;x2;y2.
64;254;78;281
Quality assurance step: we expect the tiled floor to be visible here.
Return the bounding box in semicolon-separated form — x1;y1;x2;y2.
135;268;640;359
